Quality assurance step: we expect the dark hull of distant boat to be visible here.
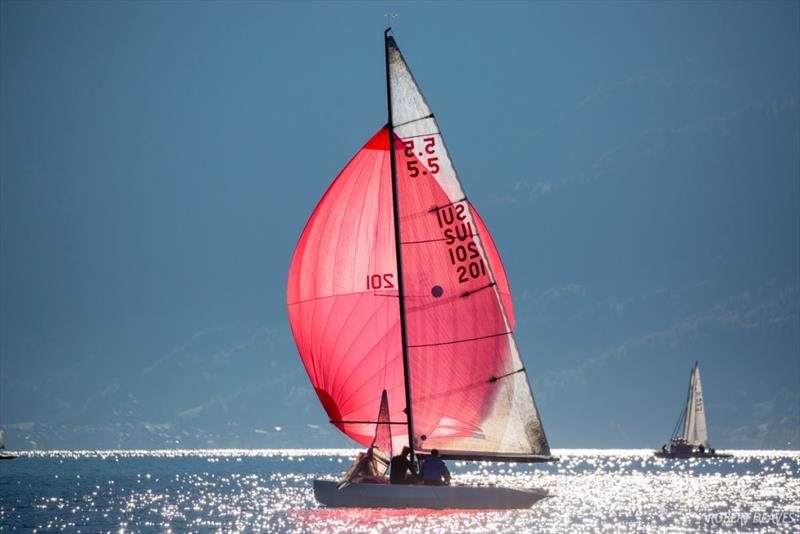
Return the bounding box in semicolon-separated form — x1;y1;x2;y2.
0;452;18;460
654;450;732;459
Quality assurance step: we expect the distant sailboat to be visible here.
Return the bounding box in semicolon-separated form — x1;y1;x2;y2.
0;430;18;460
655;362;731;459
286;29;553;509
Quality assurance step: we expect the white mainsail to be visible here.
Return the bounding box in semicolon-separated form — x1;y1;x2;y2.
386;36;549;458
683;362;709;447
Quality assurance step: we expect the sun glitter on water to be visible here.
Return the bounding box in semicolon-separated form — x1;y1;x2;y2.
1;449;798;533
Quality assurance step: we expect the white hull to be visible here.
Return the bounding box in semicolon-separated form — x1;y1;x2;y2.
313;480;548;509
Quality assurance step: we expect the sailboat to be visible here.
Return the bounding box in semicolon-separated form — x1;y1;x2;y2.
286;29;554;509
0;430;18;460
654;362;731;459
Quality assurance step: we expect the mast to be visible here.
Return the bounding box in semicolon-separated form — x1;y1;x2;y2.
384;27;416;461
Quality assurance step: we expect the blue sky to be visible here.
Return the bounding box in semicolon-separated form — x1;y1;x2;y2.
1;1;798;450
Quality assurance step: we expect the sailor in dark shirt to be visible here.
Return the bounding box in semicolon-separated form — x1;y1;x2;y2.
420;449;451;486
389;446;417;484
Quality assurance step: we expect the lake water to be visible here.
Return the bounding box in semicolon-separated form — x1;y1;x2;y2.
1;449;798;532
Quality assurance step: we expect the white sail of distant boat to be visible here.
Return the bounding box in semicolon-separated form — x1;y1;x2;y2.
684;363;708;448
0;429;4;449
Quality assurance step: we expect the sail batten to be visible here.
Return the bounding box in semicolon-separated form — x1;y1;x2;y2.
407;331;512;349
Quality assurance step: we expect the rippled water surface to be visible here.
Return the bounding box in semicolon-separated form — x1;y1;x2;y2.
1;449;798;532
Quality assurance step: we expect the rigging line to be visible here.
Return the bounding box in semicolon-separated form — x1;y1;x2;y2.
428;197;468;212
400;234;478;245
404;288;469;308
671;403;687;441
393;113;434;129
403;292;473;313
288;289;395;307
460;282;497;298
403;282;500;312
408;330;511;349
398;207;447;226
489;367;525;384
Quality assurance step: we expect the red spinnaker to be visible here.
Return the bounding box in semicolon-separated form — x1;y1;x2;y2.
287;128;515;453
